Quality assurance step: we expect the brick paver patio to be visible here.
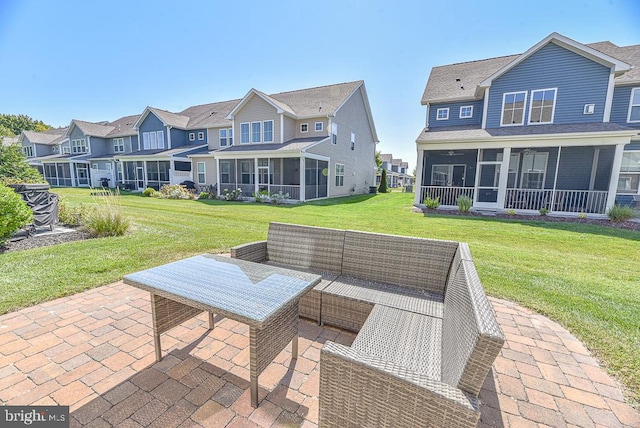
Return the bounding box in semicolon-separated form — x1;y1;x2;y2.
1;281;638;427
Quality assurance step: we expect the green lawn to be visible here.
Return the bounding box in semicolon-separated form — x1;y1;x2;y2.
1;189;639;406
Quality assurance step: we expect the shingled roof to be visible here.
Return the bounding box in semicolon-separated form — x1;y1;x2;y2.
178;99;240;129
422;35;639;104
21;127;69;145
106;114;141;138
269;80;363;118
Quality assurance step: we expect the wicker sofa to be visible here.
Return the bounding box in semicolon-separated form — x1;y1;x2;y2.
231;222;504;427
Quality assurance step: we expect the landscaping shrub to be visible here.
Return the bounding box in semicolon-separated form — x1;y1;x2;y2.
539;207;548;216
158;184;194;200
0;183;33;245
578;212;588;220
457;195;472;213
270;191;289;205
424;195;440;209
378;169;388;193
83;190;130;237
607;204;637;222
506;209;516;216
222;188;243;201
198;191;209;199
57;198;93;226
253;190;270;203
142;187;157;197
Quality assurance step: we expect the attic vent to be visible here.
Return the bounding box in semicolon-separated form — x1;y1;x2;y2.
319;102;322;112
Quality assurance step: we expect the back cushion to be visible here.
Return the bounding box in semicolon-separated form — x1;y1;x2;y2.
267;222;345;273
341;230;458;294
441;260;504;396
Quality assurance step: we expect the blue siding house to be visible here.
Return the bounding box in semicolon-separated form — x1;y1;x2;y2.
415;33;640;214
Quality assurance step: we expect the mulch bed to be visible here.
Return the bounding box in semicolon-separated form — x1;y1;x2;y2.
422;209;640;232
1;229;93;253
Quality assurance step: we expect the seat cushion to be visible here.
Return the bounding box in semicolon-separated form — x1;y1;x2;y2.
323;275;444;319
352;305;442;380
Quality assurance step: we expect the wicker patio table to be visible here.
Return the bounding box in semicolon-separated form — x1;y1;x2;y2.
123;254;321;407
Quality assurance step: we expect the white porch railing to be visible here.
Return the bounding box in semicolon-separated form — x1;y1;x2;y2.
90;169;114;188
170;170;192;185
269;185;300;200
420;186;475;206
505;189;553;211
552;190;609;214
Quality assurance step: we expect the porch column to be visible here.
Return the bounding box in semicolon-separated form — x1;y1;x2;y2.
254;158;259;195
70;162;77;187
215;158;221;197
299;157;305;201
497;147;511;209
414;148;424;205
605;143;625;211
549;146;562;212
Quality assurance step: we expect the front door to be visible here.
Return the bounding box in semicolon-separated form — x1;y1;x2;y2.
77;166;89;186
474;149;503;209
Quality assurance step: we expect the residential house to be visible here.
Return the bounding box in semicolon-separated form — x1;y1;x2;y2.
200;80;378;201
18;128;70;184
377;154;414;188
415;32;640;214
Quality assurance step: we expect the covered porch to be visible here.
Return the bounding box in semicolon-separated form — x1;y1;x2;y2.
117;157;194;190
216;155;329;202
416;143;629;215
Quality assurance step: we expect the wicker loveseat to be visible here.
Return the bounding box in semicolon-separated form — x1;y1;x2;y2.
231;222;504;427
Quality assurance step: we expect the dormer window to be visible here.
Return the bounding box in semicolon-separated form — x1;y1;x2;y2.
436;108;449;120
71;139;87;154
501;91;527;126
628;88;640;123
22;146;33;157
528;88;557;124
113;138;125;153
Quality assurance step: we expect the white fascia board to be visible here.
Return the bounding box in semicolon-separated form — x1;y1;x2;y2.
479;32;631;88
226;89;293;119
301;152;330;162
422;95;480;105
213;150;302;159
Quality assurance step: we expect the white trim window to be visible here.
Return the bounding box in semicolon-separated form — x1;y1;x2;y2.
436;108;449;120
220;128;233;146
618;151;640;193
315;122;323;132
113;138;125;153
528;88;557;124
263;120;274;143
240;123;250;144
300;123;308;133
62;145;71;154
431;164;466;187
198;132;204;141
628;88;640;123
459;105;473;119
501;91;527;126
335;163;344;187
22;146;33;157
71;138;87;154
520;152;548;189
142;131;164;149
251;122;261;143
197;162;206;184
188;132;195;141
350;132;355;151
332;123;338;145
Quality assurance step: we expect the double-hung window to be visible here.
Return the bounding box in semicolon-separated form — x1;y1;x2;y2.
528;88;557;124
71;139;87;154
436;108;449;120
142;131;164;149
618;151;640;194
220;161;230;183
263;120;273;142
628;88;640;123
251;122;261;143
335;164;344;187
113;138;125;153
220;128;233;146
240;123;250;144
501;91;527;126
459;106;473;119
22;146;33;157
197;162;206;184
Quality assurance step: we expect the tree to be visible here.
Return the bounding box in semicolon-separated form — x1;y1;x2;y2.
0;125;14;137
375;151;383;173
0;144;45;184
0;183;33;245
378;169;388;193
0;114;52;136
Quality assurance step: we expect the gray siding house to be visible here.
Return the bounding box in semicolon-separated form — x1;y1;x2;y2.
19;128;70;185
415;32;640;214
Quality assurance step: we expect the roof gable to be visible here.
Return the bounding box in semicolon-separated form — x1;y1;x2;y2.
68;120;114;138
133;107;189;130
478;33;631;90
226;89;296;119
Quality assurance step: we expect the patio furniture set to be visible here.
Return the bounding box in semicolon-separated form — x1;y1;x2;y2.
125;222;505;427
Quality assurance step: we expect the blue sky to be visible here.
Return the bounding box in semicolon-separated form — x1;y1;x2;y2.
1;0;638;170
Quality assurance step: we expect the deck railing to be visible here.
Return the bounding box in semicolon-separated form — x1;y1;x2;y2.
505;189;554;211
269;185;300;200
552;190;609;214
420;186;475;206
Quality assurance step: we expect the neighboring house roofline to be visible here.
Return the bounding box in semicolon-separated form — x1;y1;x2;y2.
226;88;297;120
478;32;631;90
132;106;190;130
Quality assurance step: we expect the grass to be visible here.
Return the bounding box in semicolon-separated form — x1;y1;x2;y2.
1;188;639;406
